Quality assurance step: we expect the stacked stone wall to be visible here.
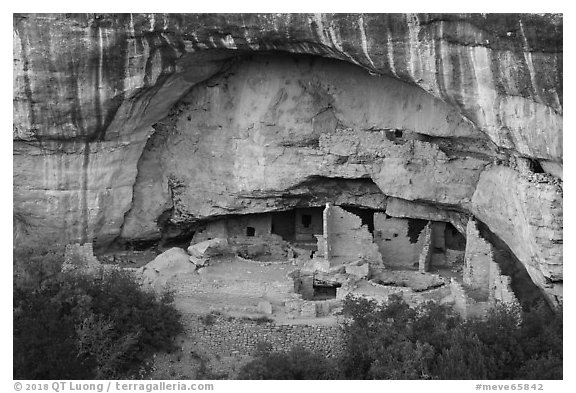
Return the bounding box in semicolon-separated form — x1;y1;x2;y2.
463;219;492;298
63;243;101;272
193;214;273;243
184;314;344;358
324;204;382;267
374;214;425;269
449;279;491;319
490;260;520;306
418;223;433;272
294;208;323;241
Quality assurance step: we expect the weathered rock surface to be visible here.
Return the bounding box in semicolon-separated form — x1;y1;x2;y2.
13;14;562;305
122;55;490;232
385;197;468;235
14;13;562;156
470;166;563;304
139;247;196;289
187;238;230;259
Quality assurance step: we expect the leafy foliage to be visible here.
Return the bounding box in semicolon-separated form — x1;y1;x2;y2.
238;343;340;380
13;252;183;379
239;294;562;380
340;294;562;380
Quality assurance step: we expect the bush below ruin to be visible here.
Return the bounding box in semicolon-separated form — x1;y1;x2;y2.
239;295;562;380
238;343;341;379
13;250;183;379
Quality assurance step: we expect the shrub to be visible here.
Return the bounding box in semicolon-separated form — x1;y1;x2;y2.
238;344;339;379
13;247;64;290
208;294;563;380
339;294;444;379
200;313;219;326
13;254;183;379
339;294;562;380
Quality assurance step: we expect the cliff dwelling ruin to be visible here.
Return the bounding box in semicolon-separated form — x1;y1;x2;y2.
135;199;533;321
13;13;562;370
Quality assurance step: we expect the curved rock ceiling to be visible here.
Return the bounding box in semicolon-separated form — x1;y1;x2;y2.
12;13;562;305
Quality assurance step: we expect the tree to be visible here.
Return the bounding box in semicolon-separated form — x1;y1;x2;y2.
14;255;183;379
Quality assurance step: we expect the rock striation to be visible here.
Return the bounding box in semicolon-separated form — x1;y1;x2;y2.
13;13;562;305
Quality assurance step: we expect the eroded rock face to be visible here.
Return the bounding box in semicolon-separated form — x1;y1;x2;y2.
13;13;562;157
121;54;491;236
470;166;563;304
13;14;562;305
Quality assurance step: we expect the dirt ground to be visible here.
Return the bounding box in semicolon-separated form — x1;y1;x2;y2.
136;253;338;379
109;248;465;379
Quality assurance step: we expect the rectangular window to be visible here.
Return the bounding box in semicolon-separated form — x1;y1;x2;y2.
302;214;312;228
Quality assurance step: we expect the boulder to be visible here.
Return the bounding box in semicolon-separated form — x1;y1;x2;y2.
139;247;196;289
187;238;229;259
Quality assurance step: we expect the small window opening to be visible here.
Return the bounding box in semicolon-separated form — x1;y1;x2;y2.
302;214;312;228
246;227;255;237
394;129;403;138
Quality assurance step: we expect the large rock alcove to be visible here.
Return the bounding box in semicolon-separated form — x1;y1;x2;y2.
13;13;562;306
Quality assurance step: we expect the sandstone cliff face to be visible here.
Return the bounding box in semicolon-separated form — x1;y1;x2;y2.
13;14;562;305
470;166;562;304
122;55;488;236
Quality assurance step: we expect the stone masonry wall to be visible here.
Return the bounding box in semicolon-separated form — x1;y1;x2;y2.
452;218;520;317
450;279;491;319
193;214;273;243
294;208;323;242
418;223;433;272
374;214;426;269
324;204;382;267
62;243;101;272
192;221;229;243
490;260;520;305
227;214;272;237
184;314;344;358
450;279;469;318
463;219;492;297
